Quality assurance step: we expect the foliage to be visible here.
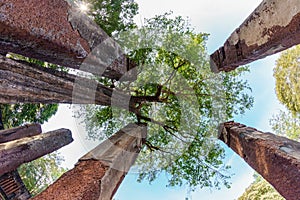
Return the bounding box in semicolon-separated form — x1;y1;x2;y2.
0;103;66;196
274;45;300;115
270;110;300;141
238;175;284;200
18;154;66;196
81;0;139;36
77;12;254;190
0;104;58;129
6;53;68;72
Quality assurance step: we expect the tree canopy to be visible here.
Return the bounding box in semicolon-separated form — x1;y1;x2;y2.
76;11;254;190
238;174;284;200
80;0;139;36
270;110;300;141
19;152;66;196
0;104;58;129
274;45;300;115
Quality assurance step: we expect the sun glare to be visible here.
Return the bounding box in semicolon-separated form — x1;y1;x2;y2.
76;1;90;13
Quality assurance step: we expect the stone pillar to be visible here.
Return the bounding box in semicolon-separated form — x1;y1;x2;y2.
219;121;300;200
33;123;147;200
210;0;300;72
0;0;136;80
0;55;135;112
0;123;41;143
0;128;73;175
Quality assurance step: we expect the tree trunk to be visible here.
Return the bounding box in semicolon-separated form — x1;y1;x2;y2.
219;121;300;200
0;0;136;80
0;128;73;175
210;0;300;72
32;123;147;200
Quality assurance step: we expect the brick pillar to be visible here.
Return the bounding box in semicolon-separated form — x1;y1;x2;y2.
33;123;147;200
219;121;300;200
210;0;300;72
0;0;136;80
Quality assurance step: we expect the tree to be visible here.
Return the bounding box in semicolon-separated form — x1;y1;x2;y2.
238;175;284;200
0;104;58;129
76;13;254;190
270;110;300;141
80;0;139;36
274;45;300;115
18;153;66;196
0;104;66;196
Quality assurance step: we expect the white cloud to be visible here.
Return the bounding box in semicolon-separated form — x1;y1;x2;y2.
42;105;99;169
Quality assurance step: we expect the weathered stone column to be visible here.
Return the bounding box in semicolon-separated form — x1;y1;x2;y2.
0;116;32;199
0;55;135;112
33;123;147;200
210;0;300;72
0;123;41;143
0;0;136;80
0;128;73;175
219;121;300;200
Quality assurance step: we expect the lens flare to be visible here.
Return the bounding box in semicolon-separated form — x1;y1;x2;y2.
76;1;90;13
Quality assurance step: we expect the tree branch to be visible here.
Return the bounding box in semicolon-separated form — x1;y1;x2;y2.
130;84;166;105
145;141;161;152
136;114;189;143
130;95;165;104
162;69;176;86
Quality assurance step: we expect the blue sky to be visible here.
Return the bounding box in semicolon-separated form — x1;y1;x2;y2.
41;0;286;199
